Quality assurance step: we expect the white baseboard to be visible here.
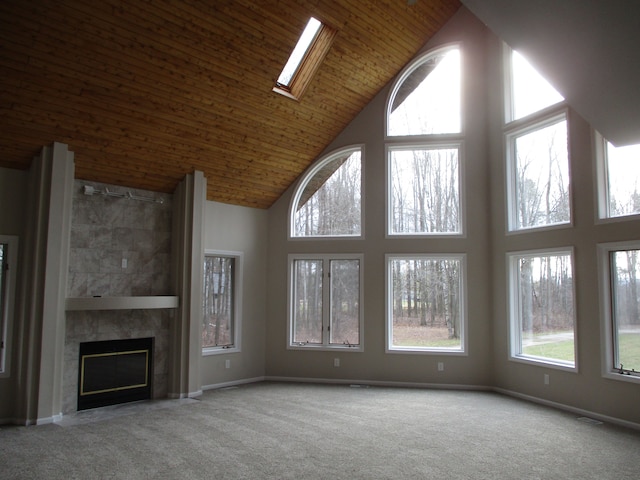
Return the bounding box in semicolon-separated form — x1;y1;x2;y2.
167;389;204;400
201;376;265;391
264;375;493;392
265;376;640;431
493;387;640;432
3;415;53;426
35;413;62;425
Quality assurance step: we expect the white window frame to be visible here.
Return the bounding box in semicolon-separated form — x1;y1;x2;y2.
506;247;578;371
287;253;364;352
202;249;242;356
289;145;364;240
597;241;640;384
385;42;463;139
0;235;18;377
505;109;572;233
594;131;640;223
385;253;468;355
384;43;465;238
503;46;564;125
386;141;465;238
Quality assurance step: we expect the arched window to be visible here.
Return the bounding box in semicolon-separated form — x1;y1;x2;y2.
386;44;463;236
387;45;460;137
290;145;363;238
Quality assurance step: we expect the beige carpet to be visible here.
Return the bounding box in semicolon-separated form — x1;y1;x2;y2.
1;382;638;479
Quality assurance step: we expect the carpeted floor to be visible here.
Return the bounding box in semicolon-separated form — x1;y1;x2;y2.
1;382;638;479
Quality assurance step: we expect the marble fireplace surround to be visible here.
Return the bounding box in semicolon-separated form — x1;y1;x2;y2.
62;180;175;415
63;308;171;414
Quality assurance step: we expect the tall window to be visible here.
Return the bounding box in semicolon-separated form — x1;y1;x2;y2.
202;252;242;354
598;241;640;382
0;236;18;376
595;134;640;219
506;114;570;230
288;254;363;350
387;254;466;353
290;146;362;238
389;145;461;235
386;45;464;236
504;47;570;232
507;249;576;369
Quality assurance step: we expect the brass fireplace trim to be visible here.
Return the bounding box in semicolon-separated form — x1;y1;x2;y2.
79;349;150;396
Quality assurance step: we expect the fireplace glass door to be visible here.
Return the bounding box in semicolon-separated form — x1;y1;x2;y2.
78;337;153;411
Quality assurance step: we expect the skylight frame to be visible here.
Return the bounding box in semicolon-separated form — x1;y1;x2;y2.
276;17;322;88
273;16;336;101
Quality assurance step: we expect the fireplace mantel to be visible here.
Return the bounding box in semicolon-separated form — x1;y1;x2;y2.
65;296;179;311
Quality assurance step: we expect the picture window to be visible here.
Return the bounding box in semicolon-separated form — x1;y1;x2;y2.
506;113;571;231
388;144;462;236
507;249;576;370
386;254;466;354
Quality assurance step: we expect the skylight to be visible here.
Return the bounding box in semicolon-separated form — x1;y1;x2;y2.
274;17;336;100
277;17;322;87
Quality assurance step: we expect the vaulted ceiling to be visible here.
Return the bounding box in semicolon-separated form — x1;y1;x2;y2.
0;0;461;208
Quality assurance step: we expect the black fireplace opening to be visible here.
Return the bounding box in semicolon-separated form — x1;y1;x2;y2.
78;337;153;411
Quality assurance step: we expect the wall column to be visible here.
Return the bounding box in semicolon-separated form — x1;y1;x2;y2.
169;171;206;398
14;142;74;424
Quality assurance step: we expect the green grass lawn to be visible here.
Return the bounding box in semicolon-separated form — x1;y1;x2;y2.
523;340;575;362
618;333;640;371
524;332;640;370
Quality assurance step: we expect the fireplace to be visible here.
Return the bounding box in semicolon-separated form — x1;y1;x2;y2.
78;337;154;411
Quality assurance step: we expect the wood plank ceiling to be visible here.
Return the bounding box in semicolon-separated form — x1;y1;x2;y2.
0;0;460;209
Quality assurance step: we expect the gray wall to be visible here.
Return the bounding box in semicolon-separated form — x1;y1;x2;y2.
266;9;494;388
201;200;268;388
485;35;640;424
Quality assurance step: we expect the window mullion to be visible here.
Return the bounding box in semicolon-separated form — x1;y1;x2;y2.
323;259;331;345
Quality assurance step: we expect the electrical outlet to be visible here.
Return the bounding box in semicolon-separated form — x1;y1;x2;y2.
121;258;127;268
334;358;340;367
544;373;549;385
225;359;231;369
437;362;444;372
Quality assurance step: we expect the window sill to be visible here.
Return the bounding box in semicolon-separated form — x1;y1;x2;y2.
289;234;363;241
602;370;640;385
287;344;363;352
202;346;240;356
386;232;464;239
509;355;577;372
506;221;572;236
386;347;467;356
